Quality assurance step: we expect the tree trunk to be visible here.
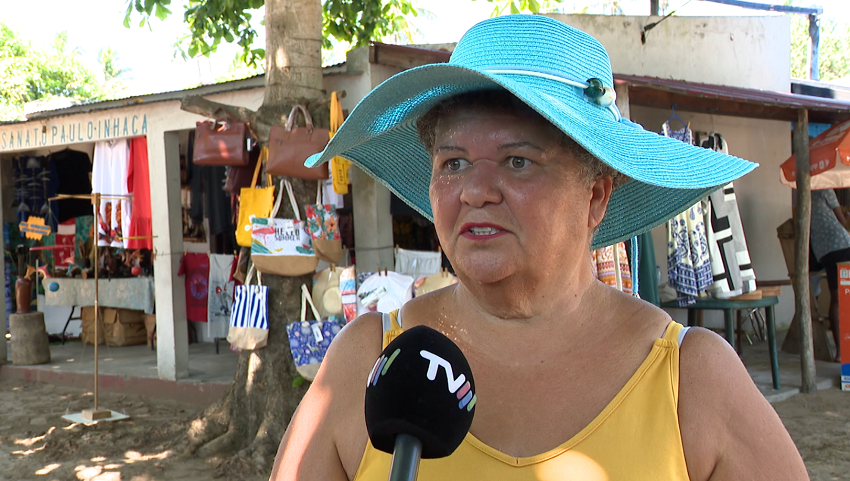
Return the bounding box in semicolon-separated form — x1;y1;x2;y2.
178;0;329;475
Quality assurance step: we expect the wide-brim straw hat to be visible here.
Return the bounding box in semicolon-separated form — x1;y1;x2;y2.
306;14;757;249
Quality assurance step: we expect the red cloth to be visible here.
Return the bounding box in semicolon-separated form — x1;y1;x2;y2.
178;253;210;322
54;219;76;268
127;137;152;249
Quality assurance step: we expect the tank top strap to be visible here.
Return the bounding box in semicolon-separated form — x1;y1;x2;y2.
660;320;689;346
381;310;405;349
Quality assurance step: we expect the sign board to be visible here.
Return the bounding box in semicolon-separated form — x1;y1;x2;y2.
19;216;51;240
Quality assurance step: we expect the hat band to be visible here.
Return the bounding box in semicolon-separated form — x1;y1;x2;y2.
484;69;621;121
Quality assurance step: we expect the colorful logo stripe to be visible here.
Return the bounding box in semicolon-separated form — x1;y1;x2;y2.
456;380;476;411
367;349;401;387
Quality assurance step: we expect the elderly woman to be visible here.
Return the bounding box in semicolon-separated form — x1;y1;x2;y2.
271;15;807;481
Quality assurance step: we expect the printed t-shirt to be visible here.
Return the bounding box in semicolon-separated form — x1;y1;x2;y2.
179;253;210;322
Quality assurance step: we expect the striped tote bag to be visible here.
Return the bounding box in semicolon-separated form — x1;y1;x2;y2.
227;266;269;350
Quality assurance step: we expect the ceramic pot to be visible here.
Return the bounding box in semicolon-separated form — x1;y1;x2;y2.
15;277;32;314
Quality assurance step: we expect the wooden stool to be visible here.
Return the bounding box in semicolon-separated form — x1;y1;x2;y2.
10;312;51;365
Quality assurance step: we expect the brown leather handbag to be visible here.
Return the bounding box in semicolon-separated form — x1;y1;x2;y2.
224;147;260;195
193;112;254;166
266;105;330;179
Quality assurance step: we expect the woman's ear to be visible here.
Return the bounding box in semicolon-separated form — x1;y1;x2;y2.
588;176;613;230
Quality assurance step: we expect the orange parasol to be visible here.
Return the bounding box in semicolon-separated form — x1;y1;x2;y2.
781;119;850;189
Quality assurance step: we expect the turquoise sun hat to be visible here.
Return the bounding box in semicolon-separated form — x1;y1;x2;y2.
306;14;757;249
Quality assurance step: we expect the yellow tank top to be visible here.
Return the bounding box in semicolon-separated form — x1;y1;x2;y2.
354;311;691;481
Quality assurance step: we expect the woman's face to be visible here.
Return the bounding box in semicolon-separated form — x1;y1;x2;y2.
429;106;611;287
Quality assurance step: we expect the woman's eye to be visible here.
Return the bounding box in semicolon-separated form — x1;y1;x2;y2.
446;159;469;171
508;157;530;169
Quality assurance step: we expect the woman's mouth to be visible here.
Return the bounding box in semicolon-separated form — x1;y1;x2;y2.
460;223;508;240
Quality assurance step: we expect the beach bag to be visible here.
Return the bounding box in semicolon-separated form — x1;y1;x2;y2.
286;284;344;381
329;92;351;194
227;266;269;350
267;105;330;179
236;147;274;247
305;183;343;264
251;179;319;276
193;111;254;166
340;266;358;323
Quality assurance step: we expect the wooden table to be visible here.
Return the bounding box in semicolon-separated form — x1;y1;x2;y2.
661;296;780;390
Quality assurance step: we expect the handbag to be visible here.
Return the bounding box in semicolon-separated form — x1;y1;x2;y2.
266;105;330;179
329;92;351;194
235;147;275;247
313;266;345;319
305;182;343;264
286;284;344;381
193;111;255;166
251;179;319;276
224;146;260;195
227;266;269;350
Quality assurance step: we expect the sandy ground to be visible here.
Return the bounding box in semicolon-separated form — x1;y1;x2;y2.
0;380;264;481
2;379;849;480
773;387;850;481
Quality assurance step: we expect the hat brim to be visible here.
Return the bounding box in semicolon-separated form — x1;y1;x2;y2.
307;63;756;249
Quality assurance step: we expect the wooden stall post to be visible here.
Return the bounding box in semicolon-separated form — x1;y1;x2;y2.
793;108;818;394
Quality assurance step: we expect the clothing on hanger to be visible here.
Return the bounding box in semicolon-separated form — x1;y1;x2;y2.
667;201;712;306
591;243;633;295
178;253;210;322
93;139;132;248
394;248;442;278
127;137;152;250
208;254;236;338
49;148;92;222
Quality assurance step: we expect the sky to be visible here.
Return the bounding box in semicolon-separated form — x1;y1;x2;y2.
1;0;848;98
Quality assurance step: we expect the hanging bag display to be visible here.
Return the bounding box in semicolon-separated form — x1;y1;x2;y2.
193;110;255;166
235;147;275;247
329;92;351;194
286;284;345;381
266;105;330;179
305;182;343;264
251;179;319;276
227;266;269;350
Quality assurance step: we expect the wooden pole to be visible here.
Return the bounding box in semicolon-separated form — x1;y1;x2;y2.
793;109;818;394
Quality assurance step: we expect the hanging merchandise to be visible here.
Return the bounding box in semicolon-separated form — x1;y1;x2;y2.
267;105;330;179
13;156;59;231
329;92;351;194
208;254;236;339
93;139;132;248
227;266;269;350
667;202;712;307
357;270;414;314
305;182;343;264
193;112;255;166
49;148;93;223
706;183;757;299
340;265;358;323
414;269;458;297
225;147;260;195
236;147;275;247
312;266;345;319
591;243;633;295
127;137;153;250
252;179;318;276
286;284;345;381
178;253;210;322
394;247;442;278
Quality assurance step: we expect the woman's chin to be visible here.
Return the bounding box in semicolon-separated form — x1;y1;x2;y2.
455;257;516;286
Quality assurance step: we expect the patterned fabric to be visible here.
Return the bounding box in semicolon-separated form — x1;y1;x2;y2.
340;266;358;323
230;284;269;330
286;319;344;368
810;189;850;261
667;202;712;306
208;254;236;339
591;243;633;295
305;204;341;241
706;184;757;299
43;277;156;314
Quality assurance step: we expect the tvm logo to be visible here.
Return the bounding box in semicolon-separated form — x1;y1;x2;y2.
420;350;477;411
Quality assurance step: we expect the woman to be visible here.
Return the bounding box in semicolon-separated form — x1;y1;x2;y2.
271;15;808;481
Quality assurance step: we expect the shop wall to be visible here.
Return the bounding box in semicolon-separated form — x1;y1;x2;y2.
547;14;791;91
631;106;794;330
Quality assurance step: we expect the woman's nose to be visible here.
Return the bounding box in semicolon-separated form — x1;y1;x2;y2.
459;160;503;208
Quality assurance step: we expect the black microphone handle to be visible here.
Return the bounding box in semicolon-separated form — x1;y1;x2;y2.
388;433;423;481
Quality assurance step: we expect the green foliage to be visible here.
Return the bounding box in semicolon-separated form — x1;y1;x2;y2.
0;24;126;121
125;0;556;67
790;14;850;82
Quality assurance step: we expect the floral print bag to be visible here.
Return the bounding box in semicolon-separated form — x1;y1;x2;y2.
286;284;345;381
305;182;343;264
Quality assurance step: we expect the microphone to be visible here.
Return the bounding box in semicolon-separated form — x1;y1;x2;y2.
365;325;477;481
